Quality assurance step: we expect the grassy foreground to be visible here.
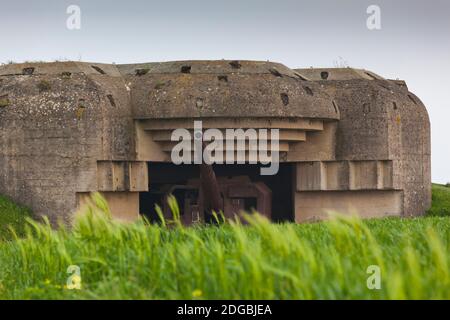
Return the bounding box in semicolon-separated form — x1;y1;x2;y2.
0;194;32;241
0;194;449;300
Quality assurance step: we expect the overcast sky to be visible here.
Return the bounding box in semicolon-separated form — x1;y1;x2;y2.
1;0;449;183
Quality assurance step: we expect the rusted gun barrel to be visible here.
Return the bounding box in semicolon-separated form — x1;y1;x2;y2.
200;141;222;215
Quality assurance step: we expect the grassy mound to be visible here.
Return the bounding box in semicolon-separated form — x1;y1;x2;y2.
0;194;448;300
427;184;450;216
0;195;32;241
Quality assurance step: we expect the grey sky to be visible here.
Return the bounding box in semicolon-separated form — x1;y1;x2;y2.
1;0;449;183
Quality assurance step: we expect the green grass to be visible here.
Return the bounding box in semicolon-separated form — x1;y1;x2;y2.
0;185;449;300
427;184;450;216
0;194;449;300
0;195;32;241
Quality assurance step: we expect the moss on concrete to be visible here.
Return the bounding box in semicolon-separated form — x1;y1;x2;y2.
0;98;10;108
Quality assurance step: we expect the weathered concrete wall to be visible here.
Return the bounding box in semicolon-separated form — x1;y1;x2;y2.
77;191;139;222
392;90;431;216
0;62;135;223
295;190;403;222
295;68;431;217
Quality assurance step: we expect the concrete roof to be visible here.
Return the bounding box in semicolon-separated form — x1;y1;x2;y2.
125;60;340;120
0;61;341;121
0;61;122;77
294;68;384;81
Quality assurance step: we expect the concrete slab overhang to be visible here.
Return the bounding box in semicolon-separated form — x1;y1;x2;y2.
121;60;340;120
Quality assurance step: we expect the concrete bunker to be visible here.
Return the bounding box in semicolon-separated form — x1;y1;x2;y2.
0;61;431;224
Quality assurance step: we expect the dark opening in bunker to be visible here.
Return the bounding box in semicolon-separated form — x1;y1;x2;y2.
135;68;150;76
22;67;35;75
218;75;228;82
181;65;191;74
229;61;241;69
280;93;289;106
139;162;294;224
